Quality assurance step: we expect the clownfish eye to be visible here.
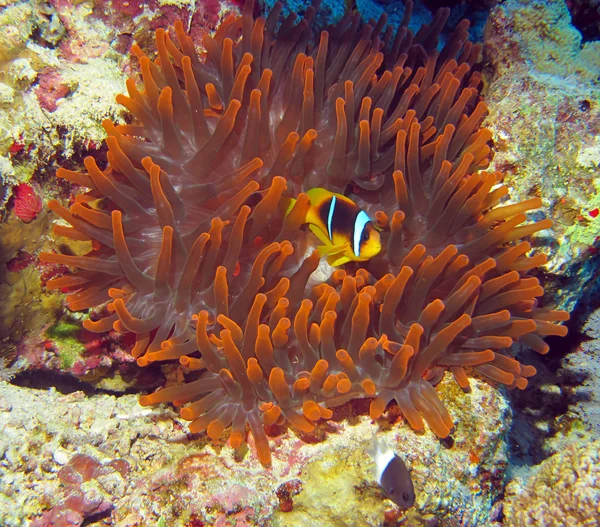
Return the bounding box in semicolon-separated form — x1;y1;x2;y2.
360;227;369;244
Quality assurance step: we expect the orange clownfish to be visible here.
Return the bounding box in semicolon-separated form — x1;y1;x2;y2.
283;188;382;267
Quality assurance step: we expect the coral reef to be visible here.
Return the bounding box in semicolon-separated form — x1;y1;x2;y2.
0;378;511;526
560;307;600;440
0;180;140;386
0;0;128;185
1;0;597;524
485;0;600;80
0;0;131;357
355;0;429;29
0;0;239;210
484;0;600;312
1;0;243;382
38;0;568;469
0;211;63;345
503;439;600;527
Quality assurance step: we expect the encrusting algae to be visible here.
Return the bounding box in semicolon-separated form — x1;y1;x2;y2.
40;0;569;467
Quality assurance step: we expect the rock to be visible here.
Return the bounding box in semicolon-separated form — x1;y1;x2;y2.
484;0;600;312
0;378;511;526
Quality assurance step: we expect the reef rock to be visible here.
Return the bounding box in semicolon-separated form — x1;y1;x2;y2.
503;438;600;526
0;377;510;526
484;0;600;312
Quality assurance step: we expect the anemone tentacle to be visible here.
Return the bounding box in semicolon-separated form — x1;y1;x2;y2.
40;0;569;466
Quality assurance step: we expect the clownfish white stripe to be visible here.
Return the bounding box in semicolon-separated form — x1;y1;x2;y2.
327;195;337;240
353;210;371;257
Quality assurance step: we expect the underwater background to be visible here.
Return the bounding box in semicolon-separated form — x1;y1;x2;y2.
0;0;599;525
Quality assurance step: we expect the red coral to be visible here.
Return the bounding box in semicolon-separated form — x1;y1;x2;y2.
276;479;303;512
186;515;205;527
40;0;569;467
13;184;42;223
9;140;26;155
6;251;35;272
38;260;71;287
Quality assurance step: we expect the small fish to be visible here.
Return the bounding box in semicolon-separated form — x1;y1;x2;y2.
368;437;415;510
87;197;109;210
283;188;382;267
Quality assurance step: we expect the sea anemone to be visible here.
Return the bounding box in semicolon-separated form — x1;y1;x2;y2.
40;0;569;466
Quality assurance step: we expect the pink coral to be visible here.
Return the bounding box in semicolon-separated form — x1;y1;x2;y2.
13;184;42;223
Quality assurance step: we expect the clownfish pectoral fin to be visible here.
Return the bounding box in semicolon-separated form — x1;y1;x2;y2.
316;243;345;257
318;243;350;266
308;224;333;248
327;253;352;267
316;245;331;257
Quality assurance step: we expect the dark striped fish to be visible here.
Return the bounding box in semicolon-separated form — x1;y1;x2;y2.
369;437;415;510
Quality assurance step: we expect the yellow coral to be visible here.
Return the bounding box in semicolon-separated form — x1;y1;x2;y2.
0;213;63;341
487;0;600;80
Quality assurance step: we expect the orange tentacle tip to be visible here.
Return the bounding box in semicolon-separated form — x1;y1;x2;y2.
319;405;333;420
263;405;282;426
336;378;352;394
229;431;245;449
369;397;387;420
293;378;310;394
287;413;315;433
207;419;226;442
361;379;377;395
302;400;321;421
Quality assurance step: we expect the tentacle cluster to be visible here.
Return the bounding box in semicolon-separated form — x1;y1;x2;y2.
40;0;569;466
136;244;567;466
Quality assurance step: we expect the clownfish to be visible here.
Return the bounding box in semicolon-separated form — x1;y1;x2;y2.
283;188;382;267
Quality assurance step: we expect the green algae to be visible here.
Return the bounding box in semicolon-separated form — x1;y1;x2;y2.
45;319;86;369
